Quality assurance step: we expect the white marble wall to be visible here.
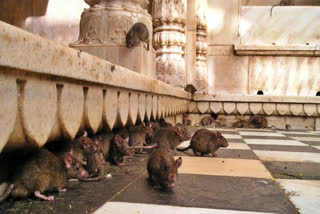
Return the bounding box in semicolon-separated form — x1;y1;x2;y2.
239;6;320;45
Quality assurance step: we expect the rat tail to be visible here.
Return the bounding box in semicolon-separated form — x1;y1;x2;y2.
0;183;14;203
177;145;191;152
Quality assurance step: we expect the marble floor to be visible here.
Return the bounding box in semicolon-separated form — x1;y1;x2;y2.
1;128;319;214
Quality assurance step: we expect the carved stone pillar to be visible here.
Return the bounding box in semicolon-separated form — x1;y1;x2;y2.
70;0;156;78
152;0;187;88
194;0;208;93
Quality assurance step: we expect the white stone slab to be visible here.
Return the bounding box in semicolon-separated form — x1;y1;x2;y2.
313;146;320;150
207;128;237;132
223;134;243;139
253;150;320;163
239;132;285;137
177;141;250;150
244;139;308;146
95;202;276;214
278;131;319;135
291;137;320;142
220;143;251;150
236;128;272;132
277;179;320;214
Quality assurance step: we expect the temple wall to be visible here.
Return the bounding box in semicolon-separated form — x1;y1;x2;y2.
207;1;320;96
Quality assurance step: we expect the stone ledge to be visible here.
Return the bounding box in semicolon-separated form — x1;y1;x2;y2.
234;45;319;56
0;21;190;99
194;94;320;104
191;95;320;117
0;21;190;152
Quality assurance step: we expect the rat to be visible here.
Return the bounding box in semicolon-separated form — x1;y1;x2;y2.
199;113;220;127
108;135;133;166
177;128;228;157
128;123;158;154
0;148;89;202
152;127;184;154
126;22;150;50
248;115;268;128
232;120;250;128
147;148;182;190
145;121;161;145
175;123;191;141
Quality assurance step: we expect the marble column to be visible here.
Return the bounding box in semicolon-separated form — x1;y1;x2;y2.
71;0;156;77
194;0;208;93
152;0;187;88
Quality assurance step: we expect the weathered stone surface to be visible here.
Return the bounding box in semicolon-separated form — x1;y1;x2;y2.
249;103;263;115
104;88;118;130
304;104;318;116
248;56;320;96
277;104;291;116
0;21;190;99
152;95;158;119
240;7;320;45
236;103;250;115
207;0;240;45
0;74;17;152
197;102;209;114
21;79;57;147
58;84;84;139
263;103;277;116
189;101;197;113
207;55;248;95
210;102;223;113
118;90;129;127
146;94;152;121
223;103;236;114
286;117;315;130
129;92;139;125
84;86;103;133
290;104;304;116
138;93;146;122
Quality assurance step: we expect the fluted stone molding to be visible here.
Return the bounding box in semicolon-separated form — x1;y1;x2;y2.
73;0;152;48
192;94;320;118
194;0;208;93
152;0;187;87
0;21;190;152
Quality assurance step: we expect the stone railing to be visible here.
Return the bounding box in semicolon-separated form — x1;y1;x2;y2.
0;21;191;152
192;94;320;117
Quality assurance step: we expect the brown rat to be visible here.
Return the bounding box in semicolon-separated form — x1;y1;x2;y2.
128;123;157;153
145;121;161;145
109;135;133;166
126;22;149;50
175;123;191;141
114;127;130;145
0;148;89;202
147;148;182;190
152;127;184;154
248;115;268;128
232;120;249;128
177;128;228;157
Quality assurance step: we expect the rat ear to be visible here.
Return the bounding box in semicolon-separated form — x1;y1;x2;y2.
83;130;88;137
114;135;123;146
217;131;222;137
141;121;146;127
64;153;73;169
175;157;182;168
175;127;182;136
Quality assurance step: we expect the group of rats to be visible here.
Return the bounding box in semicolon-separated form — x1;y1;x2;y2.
0;117;230;202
